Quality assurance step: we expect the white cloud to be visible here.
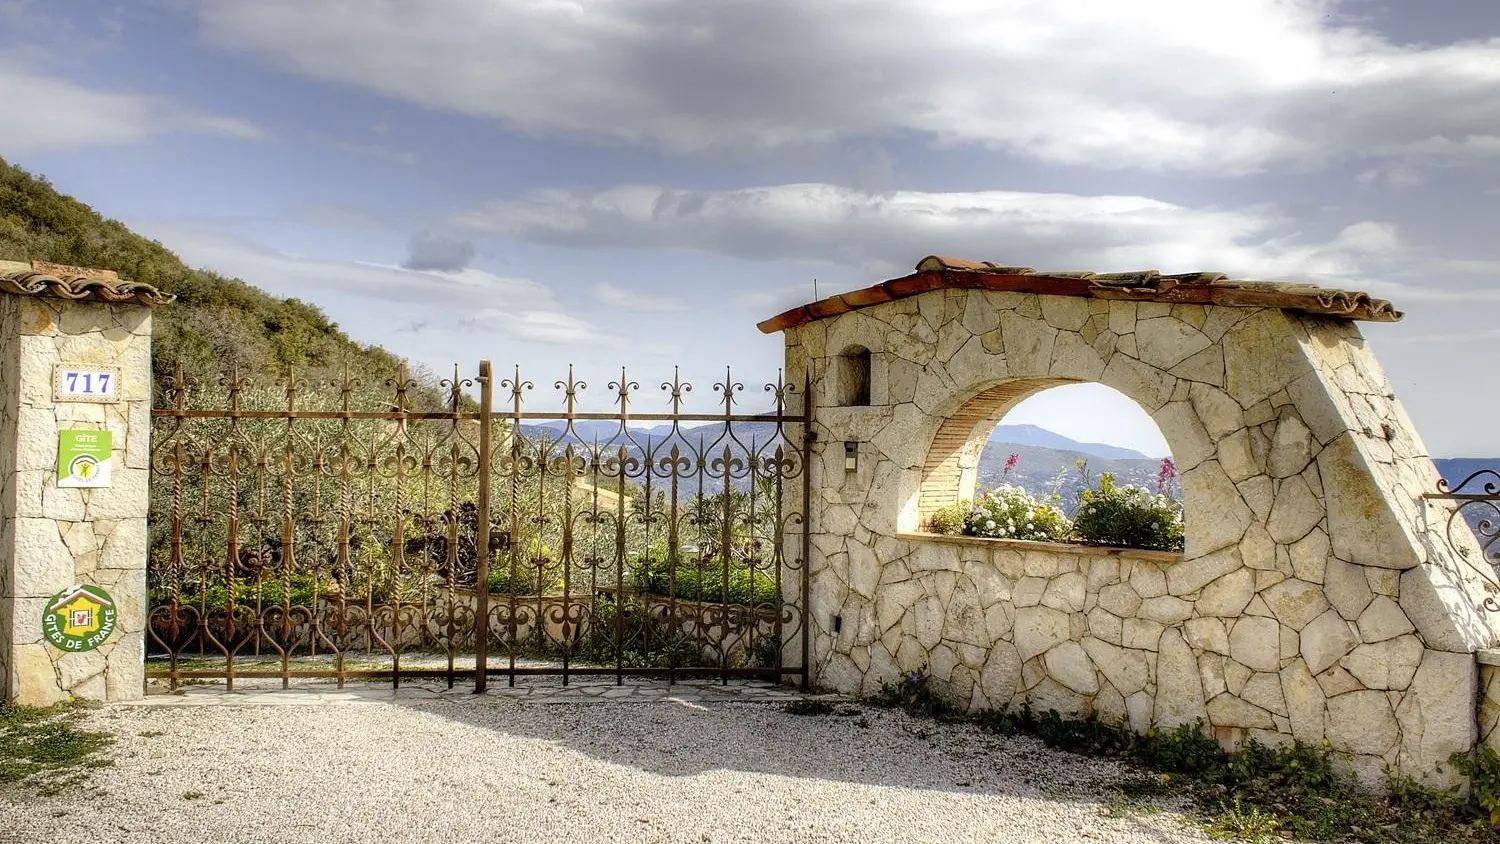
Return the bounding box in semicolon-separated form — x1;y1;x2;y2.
456;182;1377;279
464;309;605;345
1440;259;1500;275
1379;327;1500;346
134;221;620;349
1356;166;1425;190
191;0;1500;174
307;132;420;165
0;56;262;154
591;282;688;313
455;181;1500;310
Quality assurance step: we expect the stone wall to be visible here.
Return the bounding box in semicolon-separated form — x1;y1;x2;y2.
1480;654;1500;754
781;287;1500;786
0;264;158;705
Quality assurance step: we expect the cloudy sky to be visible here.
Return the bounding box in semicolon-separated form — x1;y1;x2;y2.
3;0;1498;457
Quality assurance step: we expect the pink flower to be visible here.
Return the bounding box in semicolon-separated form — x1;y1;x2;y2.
1157;457;1177;493
1004;453;1020;476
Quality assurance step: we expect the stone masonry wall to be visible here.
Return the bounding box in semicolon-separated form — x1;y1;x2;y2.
0;295;18;701
0;294;152;705
782;288;1500;786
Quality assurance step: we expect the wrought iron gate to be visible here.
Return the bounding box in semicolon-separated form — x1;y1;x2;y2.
146;361;810;691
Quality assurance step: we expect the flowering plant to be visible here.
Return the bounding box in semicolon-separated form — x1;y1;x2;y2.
1074;473;1184;552
1157;457;1177;492
965;485;1072;542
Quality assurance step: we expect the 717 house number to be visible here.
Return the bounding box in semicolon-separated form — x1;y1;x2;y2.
53;365;123;403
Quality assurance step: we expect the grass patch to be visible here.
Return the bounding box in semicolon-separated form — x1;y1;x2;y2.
1206;798;1281;843
1115;774;1175;802
0;702;114;796
874;672;1499;844
783;699;837;716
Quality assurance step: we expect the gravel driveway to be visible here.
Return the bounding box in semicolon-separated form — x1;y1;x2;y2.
1;689;1216;844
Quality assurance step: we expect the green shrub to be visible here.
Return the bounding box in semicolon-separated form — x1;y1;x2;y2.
928;502;967;535
873;667;955;718
974;704;1488;843
147;572;322;612
486;563;558;596
631;556;778;606
575;595;701;668
1208;798;1281;842
1073;473;1184;552
784;699;836;716
965;485;1072;542
1453;745;1500;829
749;634;782;669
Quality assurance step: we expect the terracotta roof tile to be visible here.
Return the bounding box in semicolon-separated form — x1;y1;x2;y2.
0;261;175;307
758;255;1401;333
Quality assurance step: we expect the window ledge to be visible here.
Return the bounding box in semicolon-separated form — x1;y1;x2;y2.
896;531;1184;565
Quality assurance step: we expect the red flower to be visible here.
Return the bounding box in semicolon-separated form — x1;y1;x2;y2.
1157;457;1178;493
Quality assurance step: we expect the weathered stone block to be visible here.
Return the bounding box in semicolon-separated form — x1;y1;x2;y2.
1229;616;1281;673
1014;606;1071;662
1356;596;1415;643
1155;629;1207;728
1166;547;1241;597
1082;637;1149;695
1302;610;1359;675
1327;690;1400;757
980;643;1021;703
1208;694;1275;730
1323;557;1375;621
1341;635;1424;691
1197;569;1255;617
1261;578;1330;631
1396;650;1478;787
1266;474;1323;544
1044;641;1099;694
1318;434;1419;570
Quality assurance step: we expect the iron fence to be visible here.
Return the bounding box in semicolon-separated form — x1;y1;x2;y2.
146;361;811;691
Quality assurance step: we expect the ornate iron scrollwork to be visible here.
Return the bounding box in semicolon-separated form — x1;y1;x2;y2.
1425;470;1500;613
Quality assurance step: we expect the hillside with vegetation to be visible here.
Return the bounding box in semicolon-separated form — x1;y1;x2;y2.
0;157;411;391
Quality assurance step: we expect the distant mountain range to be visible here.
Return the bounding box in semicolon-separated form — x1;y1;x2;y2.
987;424;1151;461
519;419;782;451
522;419;1153;459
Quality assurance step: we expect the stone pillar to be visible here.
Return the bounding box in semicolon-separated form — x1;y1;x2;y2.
0;261;171;705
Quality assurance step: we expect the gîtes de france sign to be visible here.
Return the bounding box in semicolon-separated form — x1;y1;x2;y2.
53;364;122;403
42;584;118;652
58;429;112;488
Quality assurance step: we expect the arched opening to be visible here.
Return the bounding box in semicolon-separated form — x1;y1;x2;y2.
830;346;872;407
919;380;1181;551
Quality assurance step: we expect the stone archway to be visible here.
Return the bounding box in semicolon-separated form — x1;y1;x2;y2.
761;255;1500;786
917;377;1077;523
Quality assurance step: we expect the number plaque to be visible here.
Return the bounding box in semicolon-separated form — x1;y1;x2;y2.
52;365;123;403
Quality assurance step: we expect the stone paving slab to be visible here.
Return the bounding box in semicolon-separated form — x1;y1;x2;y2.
124;678;840;707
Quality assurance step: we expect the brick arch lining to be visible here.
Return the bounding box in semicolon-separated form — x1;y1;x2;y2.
916;377;1080;525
